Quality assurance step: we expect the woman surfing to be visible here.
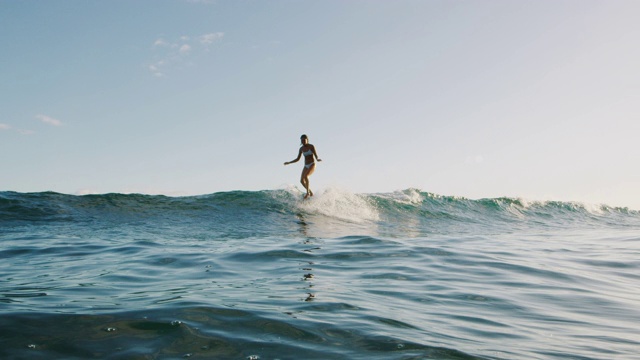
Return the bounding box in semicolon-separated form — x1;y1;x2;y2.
284;134;322;199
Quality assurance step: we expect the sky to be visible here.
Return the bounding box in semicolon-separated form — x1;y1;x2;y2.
1;0;639;209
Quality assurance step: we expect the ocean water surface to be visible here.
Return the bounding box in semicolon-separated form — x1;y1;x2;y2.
1;188;639;359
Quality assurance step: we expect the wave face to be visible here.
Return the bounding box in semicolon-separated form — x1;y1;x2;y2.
1;188;637;236
1;188;640;360
1;188;637;225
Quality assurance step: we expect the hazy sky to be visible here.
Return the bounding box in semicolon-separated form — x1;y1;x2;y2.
1;0;639;209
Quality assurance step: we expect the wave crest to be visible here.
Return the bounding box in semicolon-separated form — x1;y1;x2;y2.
1;189;638;230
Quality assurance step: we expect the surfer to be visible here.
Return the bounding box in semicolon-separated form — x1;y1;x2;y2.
284;134;322;199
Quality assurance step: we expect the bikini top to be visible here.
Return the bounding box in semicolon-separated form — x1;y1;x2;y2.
302;149;313;157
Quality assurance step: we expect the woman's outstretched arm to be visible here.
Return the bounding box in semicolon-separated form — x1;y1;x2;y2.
310;145;322;162
284;148;303;165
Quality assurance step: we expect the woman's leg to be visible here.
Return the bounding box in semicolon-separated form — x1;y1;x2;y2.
300;164;316;198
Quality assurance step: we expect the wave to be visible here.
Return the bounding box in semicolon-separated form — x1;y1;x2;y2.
370;188;639;223
1;188;638;230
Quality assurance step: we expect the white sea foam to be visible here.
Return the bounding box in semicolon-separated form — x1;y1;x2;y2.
377;188;425;205
287;186;380;223
508;196;608;216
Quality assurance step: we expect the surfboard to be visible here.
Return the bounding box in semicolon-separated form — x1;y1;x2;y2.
293;186;315;200
292;186;308;199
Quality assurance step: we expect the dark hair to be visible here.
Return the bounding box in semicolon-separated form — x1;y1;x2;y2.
300;134;308;139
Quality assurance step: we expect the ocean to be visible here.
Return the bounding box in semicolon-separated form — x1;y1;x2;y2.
1;188;639;360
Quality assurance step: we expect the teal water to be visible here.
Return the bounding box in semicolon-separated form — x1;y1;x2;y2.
1;188;639;359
